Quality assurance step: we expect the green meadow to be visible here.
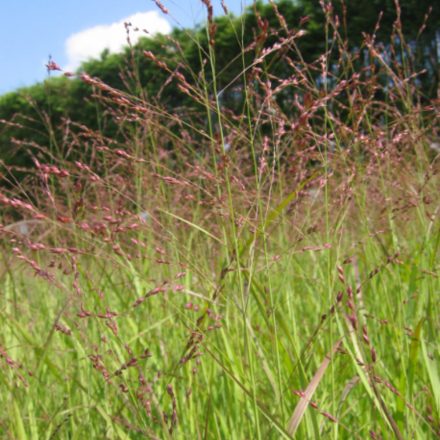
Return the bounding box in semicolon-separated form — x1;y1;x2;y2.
0;1;439;438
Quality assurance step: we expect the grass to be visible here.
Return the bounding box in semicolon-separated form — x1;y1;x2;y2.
0;1;439;438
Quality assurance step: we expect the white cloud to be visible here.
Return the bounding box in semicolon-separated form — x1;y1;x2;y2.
64;11;171;72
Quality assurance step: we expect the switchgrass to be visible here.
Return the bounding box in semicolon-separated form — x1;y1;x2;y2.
0;1;439;438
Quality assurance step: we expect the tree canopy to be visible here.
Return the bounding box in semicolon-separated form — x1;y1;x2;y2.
1;0;438;175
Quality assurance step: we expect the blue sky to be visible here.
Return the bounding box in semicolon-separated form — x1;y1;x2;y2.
0;0;258;95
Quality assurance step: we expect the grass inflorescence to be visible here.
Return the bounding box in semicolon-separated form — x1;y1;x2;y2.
0;1;439;438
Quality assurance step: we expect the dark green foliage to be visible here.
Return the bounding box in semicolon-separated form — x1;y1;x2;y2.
0;0;438;176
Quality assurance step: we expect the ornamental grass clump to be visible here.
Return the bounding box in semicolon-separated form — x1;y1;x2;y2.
0;1;439;438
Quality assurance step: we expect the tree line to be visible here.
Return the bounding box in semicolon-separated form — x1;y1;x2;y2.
0;0;438;174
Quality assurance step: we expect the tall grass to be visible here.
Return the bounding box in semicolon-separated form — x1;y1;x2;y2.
0;1;439;438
